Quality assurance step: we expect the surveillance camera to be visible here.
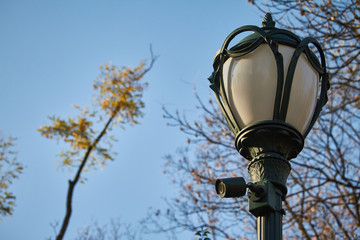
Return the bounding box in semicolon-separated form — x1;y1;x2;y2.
215;177;247;198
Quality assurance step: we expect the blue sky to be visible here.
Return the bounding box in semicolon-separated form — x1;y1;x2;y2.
0;1;260;239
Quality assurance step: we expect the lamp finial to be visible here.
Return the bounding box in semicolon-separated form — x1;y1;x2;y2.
262;13;276;28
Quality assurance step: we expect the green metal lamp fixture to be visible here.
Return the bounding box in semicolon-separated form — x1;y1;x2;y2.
209;13;330;239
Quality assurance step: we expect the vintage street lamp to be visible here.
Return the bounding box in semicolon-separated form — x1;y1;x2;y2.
209;13;329;239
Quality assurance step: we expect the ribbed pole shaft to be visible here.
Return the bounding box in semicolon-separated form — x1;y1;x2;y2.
257;189;283;240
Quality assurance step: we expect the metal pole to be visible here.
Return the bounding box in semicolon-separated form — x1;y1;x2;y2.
246;150;293;240
256;188;283;240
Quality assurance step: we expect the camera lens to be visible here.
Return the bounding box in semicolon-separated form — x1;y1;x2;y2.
218;181;226;197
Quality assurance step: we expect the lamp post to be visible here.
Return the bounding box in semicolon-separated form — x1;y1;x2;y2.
209;13;330;239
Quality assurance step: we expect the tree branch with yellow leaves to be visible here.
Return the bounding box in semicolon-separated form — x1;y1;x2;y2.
38;50;157;240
